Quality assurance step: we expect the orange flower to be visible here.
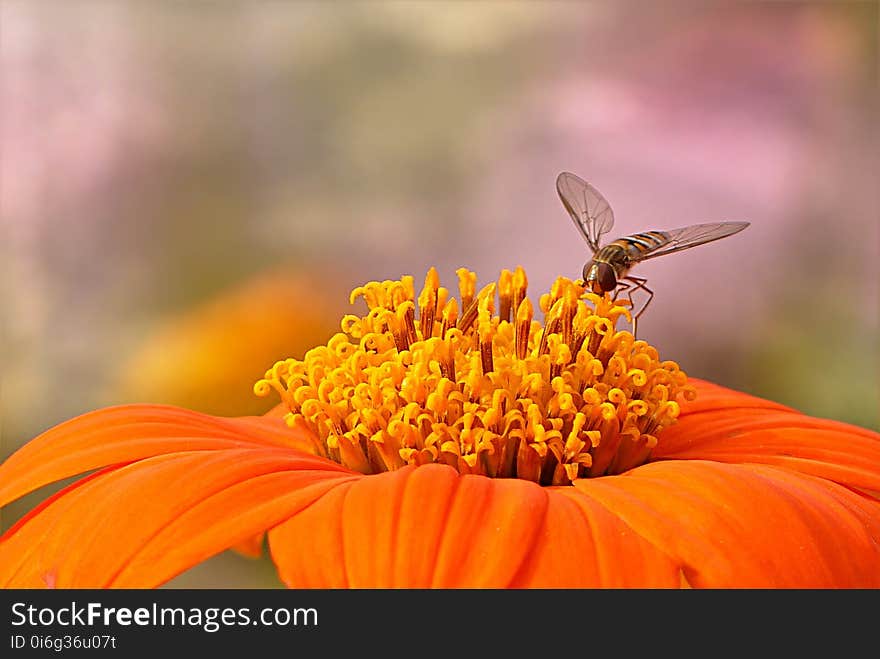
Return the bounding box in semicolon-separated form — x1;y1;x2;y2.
2;268;879;588
113;268;346;417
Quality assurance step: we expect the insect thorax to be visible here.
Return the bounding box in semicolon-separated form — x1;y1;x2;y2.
594;243;631;268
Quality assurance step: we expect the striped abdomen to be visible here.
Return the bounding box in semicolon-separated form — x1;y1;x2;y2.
608;231;671;263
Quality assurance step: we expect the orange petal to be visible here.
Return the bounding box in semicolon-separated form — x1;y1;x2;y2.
270;464;685;588
0;404;314;509
573;460;880;587
269;464;551;588
0;448;355;588
658;381;880;494
509;488;681;587
265;403;289;418
231;532;266;558
682;378;794;415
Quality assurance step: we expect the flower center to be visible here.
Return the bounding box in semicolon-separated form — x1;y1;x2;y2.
255;267;695;485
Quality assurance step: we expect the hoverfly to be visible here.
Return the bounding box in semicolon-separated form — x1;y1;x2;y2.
556;171;749;337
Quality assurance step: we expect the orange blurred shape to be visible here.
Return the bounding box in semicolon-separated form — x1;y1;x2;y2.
114;269;347;418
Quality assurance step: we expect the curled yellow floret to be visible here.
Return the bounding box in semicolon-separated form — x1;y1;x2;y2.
255;267;695;485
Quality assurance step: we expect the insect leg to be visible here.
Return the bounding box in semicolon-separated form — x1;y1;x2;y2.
611;278;632;310
620;276;654;339
609;279;637;332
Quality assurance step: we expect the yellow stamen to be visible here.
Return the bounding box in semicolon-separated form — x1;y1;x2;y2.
437;297;455;336
457;268;477;311
457;282;494;333
418;267;440;340
478;296;495;376
255;268;696;485
514;297;533;360
512;266;528;319
498;269;514;322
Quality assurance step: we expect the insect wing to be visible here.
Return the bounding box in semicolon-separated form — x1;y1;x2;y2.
634;221;750;262
556;171;615;253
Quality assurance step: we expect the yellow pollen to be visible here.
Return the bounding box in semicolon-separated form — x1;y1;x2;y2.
255;268;696;485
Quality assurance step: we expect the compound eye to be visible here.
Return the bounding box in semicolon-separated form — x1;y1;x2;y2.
597;263;617;293
583;261;596;282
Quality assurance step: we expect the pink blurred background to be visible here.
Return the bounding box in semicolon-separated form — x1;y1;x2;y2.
2;1;877;586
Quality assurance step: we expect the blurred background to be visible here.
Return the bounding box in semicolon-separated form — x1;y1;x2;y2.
1;1;877;586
